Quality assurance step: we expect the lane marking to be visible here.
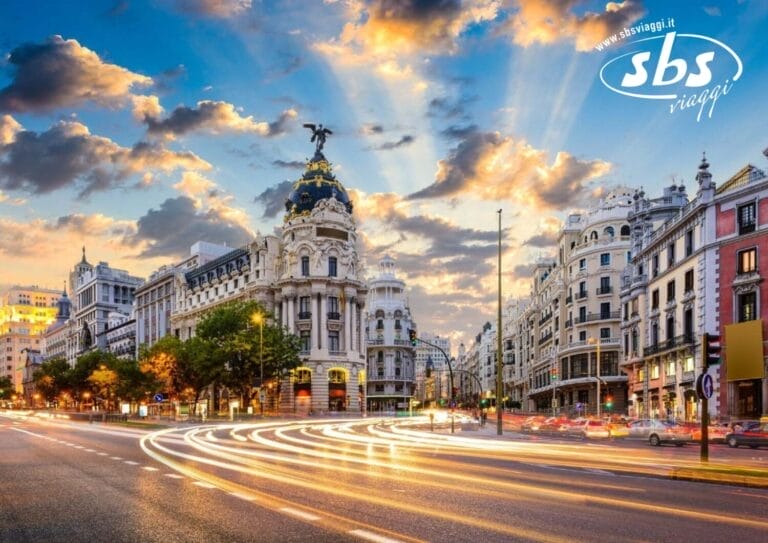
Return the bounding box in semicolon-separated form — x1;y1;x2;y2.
585;468;615;476
280;507;321;521
84;449;96;453
348;529;407;543
142;466;159;471
97;452;109;456
164;473;184;479
230;492;256;501
74;446;84;449
124;460;139;466
193;481;217;489
110;457;123;460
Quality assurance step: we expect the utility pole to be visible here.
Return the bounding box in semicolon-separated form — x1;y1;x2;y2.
497;209;503;436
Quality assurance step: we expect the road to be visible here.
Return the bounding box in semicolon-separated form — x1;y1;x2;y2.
1;412;767;542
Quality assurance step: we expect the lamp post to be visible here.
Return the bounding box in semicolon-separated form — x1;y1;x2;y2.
251;312;264;416
496;208;503;435
588;337;601;418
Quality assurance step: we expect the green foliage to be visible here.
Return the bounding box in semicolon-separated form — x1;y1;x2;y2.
0;375;14;399
32;357;70;402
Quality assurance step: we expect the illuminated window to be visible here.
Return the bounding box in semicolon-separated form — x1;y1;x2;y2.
737;248;757;274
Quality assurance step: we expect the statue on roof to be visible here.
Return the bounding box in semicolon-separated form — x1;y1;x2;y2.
303;123;332;153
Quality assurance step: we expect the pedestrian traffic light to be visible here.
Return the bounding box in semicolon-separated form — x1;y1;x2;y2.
408;328;418;346
704;333;721;366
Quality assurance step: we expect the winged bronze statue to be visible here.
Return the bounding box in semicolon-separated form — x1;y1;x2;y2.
303;123;333;153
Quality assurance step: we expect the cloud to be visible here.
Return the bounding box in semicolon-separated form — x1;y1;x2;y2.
173;171;217;198
0;115;22;145
272;159;305;169
142;100;297;140
703;6;721;16
440;124;478;140
0;189;25;206
407;129;611;210
503;0;646;52
0;35;152;112
171;0;252;18
512;263;538;278
427;95;475;119
524;232;558;247
375;134;415;150
254;180;293;219
360;123;385;135
127;196;253;258
0;117;210;198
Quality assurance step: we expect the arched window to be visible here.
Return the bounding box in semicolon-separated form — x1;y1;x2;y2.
621;225;630;236
295;368;311;384
328;369;346;384
394;309;403;318
376;319;384;330
590;231;598;240
375;309;385;318
604;226;615;238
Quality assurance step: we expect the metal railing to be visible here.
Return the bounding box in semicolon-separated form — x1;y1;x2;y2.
642;334;694;356
596;286;613;295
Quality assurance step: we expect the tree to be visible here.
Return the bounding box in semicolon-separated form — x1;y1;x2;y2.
0;375;14;400
32;357;70;403
87;365;119;411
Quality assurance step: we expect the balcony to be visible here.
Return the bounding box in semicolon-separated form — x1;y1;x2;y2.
367;339;384;345
565;295;573;304
564;319;573;329
329;350;347;357
596;286;613;296
298;311;312;320
665;375;676;386
327;312;341;321
681;370;695;382
538;331;553;345
538;313;552;326
575;291;588;301
575;311;620;324
642;334;694;357
394;339;410;346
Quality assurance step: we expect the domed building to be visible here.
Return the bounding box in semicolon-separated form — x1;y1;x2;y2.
172;131;368;415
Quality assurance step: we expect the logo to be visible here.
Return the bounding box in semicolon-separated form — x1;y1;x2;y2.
599;31;743;121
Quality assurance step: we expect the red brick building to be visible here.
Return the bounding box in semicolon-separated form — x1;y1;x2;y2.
715;162;768;419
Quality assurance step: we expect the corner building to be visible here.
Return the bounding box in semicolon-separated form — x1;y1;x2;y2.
172;144;368;415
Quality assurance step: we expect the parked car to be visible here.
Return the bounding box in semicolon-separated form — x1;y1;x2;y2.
627;419;692;446
725;423;768;449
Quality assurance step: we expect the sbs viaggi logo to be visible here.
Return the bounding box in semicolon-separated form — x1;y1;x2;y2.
599;30;743;122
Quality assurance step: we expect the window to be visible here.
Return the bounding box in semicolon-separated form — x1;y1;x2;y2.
684;269;694;293
600;327;610;339
578;306;586;321
667;243;675;266
651;289;659;310
376;319;384;330
624;334;629;356
328;256;337;277
667;280;675;302
600;302;610;319
738;248;757;274
620;225;630;237
599;276;610;294
579;281;586;296
579;330;586;341
652;254;659;277
328;331;340;351
666;360;675;377
738;202;756;235
738;292;757;322
301;256;310;276
685;230;694;256
604;226;614;238
600;253;610;266
651;363;660;379
651;322;658;346
684;309;693;341
579;258;586;270
328;296;339;313
666;316;674;340
300;330;311;352
299;296;310;313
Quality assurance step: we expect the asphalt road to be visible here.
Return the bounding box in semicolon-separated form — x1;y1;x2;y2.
1;413;767;543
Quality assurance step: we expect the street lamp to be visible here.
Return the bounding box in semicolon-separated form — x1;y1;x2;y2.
587;337;601;418
251;312;265;416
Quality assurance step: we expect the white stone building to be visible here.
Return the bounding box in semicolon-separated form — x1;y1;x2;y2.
364;256;416;413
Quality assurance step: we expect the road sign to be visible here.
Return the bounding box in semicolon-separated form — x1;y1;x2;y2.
696;373;714;399
153;393;163;402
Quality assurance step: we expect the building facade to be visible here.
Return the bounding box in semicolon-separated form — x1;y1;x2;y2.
0;286;60;391
172;143;368;414
414;332;451;405
364;256;416;413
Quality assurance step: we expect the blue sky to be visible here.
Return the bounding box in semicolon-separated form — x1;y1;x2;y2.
1;0;767;347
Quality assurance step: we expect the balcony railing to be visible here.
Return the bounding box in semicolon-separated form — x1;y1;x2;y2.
298;311;312;320
681;370;695;382
575;311;620;324
367;339;384;345
538;332;553;345
368;373;415;382
327;312;341;321
329;350;347;357
564;319;573;328
665;375;676;386
393;339;410;346
538;313;552;326
642;334;694;357
575;291;588;300
596;286;613;295
565;295;573;304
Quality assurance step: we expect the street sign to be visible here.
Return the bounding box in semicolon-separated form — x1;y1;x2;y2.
153;393;163;402
696;374;714;399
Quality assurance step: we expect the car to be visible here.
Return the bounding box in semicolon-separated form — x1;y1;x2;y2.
521;416;547;432
680;422;729;443
627;419;692;446
607;422;629;438
725;423;768;449
539;417;571;433
569;419;611;439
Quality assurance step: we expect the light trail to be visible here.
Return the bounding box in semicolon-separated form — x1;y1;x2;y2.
140;418;768;542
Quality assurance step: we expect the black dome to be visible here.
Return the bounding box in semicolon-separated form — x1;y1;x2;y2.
284;150;353;219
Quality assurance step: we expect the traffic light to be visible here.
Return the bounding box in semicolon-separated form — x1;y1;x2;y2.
425;358;433;378
605;395;613;410
704;333;721;366
408;328;418;346
551;367;558;381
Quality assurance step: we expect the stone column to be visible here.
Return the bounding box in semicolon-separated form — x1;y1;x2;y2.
312;363;328;414
288;297;295;332
312;293;320;351
320;295;328;352
348;366;360;413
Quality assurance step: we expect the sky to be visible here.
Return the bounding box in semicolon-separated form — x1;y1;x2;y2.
1;0;767;350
